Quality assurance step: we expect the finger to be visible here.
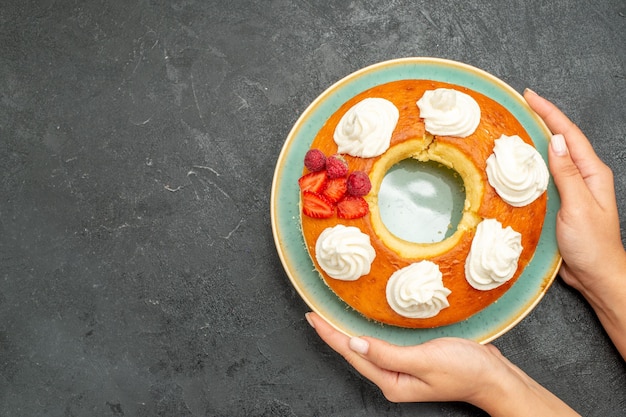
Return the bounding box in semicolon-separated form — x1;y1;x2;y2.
523;89;602;177
306;312;350;352
306;313;426;402
355;336;433;375
305;313;392;379
306;312;426;376
524;89;616;207
349;335;439;402
523;89;584;143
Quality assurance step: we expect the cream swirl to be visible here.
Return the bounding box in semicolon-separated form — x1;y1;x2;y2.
465;219;523;291
333;97;399;158
315;225;376;281
386;261;451;318
416;88;481;137
486;134;549;207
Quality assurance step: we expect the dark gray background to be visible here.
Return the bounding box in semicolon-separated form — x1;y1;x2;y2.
1;1;625;416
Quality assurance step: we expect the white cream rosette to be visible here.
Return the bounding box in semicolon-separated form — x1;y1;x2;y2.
465;218;523;290
486;134;549;207
333;97;399;158
386;261;451;318
416;88;480;137
315;225;376;281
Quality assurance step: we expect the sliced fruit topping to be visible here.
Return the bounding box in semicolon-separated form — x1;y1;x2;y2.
322;177;348;203
326;154;349;179
302;191;334;219
303;148;327;172
347;170;372;197
337;196;369;219
298;170;327;193
299;149;374;220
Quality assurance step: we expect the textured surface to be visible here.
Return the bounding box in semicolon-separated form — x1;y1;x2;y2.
1;1;625;416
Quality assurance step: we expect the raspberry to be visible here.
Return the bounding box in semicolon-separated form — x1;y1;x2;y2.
326;154;348;179
304;149;326;172
347;171;372;196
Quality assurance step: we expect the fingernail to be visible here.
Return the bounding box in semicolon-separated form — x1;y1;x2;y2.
305;313;315;328
349;336;369;355
524;87;538;97
551;134;568;156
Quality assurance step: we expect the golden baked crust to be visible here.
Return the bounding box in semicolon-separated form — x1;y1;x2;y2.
299;79;547;328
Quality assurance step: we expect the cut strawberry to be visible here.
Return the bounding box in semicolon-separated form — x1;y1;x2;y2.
336;196;369;219
302;191;334;219
322;177;348;203
298;171;327;193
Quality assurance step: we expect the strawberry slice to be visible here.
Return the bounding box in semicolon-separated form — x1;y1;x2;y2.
302;191;334;219
322;177;348;203
336;196;369;219
298;171;327;193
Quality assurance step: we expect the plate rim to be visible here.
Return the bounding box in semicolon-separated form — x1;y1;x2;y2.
271;57;562;345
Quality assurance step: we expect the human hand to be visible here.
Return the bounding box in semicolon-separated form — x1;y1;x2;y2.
524;90;626;299
306;312;580;415
524;89;626;357
306;312;507;404
306;312;511;405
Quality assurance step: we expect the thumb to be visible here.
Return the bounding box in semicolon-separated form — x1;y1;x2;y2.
350;336;461;378
349;336;422;373
347;336;437;402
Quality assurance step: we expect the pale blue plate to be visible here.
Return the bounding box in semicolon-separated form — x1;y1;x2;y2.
270;57;561;345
